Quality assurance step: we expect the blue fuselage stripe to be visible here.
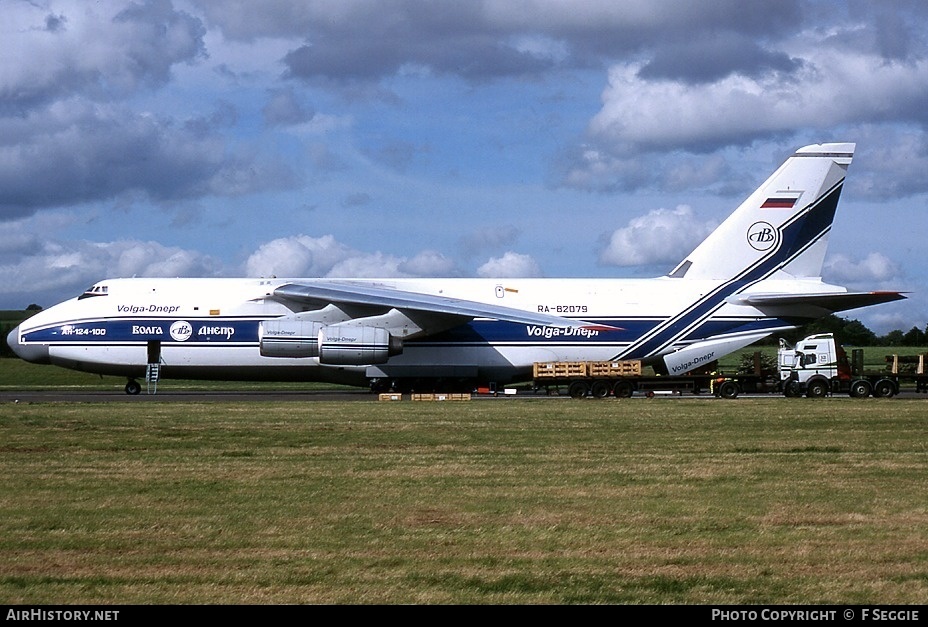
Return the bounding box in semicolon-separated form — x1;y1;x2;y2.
22;315;797;353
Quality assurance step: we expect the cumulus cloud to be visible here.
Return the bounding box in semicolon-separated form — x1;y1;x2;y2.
586;49;928;154
244;234;459;278
244;234;351;277
598;205;716;268
554;29;928;193
277;3;558;83
0;103;218;216
0;2;301;221
398;250;459;276
194;0;801;82
637;31;801;84
0;236;222;307
0;102;299;219
477;252;542;278
823;252;901;286
1;0;206;112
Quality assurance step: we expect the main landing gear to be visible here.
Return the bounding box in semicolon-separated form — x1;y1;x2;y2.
125;379;142;395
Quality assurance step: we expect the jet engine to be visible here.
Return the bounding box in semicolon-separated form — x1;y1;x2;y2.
318;325;403;365
258;319;323;357
259;319;403;364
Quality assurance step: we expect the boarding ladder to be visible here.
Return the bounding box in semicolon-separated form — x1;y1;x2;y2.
146;362;161;395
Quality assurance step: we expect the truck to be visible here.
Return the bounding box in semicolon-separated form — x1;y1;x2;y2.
780;333;927;398
532;332;928;399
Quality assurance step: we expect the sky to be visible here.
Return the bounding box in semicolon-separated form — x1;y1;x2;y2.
2;0;927;335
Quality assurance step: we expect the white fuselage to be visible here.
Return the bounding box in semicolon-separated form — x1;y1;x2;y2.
10;276;818;386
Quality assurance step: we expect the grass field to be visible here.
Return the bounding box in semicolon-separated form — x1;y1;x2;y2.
0;358;352;393
1;395;927;604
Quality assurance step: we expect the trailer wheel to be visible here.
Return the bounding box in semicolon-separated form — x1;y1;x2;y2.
873;379;896;398
849;379;872;398
590;380;612;399
806;379;828;398
717;380;739;399
568;380;589;399
612;380;633;398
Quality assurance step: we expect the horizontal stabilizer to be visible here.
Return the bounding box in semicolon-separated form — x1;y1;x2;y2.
729;291;906;313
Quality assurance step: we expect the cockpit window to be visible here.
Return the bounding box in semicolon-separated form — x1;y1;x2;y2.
78;284;109;300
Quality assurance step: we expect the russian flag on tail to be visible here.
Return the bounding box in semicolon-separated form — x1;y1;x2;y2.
761;192;802;209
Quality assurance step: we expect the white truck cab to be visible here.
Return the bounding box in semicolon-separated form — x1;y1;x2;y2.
778;333;898;398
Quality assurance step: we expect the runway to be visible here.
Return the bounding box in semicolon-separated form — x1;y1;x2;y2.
0;389;377;403
1;388;924;403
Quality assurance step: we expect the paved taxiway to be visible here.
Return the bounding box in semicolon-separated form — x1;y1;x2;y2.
2;389;925;403
0;389;376;403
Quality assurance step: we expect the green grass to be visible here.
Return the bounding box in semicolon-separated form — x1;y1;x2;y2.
1;397;927;604
0;358;352;392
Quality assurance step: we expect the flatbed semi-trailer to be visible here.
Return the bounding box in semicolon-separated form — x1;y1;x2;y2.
537;334;928;399
532;360;777;399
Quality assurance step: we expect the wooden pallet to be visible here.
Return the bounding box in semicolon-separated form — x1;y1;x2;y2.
589;360;642;377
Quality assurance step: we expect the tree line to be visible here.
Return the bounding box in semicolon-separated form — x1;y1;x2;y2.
763;314;928;347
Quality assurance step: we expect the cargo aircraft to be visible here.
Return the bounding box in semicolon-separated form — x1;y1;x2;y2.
7;143;904;394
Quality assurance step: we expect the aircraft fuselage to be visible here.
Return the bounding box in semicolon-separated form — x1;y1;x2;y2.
8;276;814;386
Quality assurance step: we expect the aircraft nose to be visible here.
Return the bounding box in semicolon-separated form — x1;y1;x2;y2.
6;324;50;364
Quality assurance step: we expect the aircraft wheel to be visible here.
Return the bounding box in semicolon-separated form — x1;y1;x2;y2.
849;379;871;398
369;378;390;393
568;380;589;399
125;380;142;395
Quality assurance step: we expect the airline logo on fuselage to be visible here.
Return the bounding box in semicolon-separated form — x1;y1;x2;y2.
170;321;193;342
197;325;235;340
526;325;600;339
118;304;181;314
127;321;234;341
24;319;249;344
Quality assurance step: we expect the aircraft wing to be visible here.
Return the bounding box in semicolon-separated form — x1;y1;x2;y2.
272;281;611;330
729;291;906;313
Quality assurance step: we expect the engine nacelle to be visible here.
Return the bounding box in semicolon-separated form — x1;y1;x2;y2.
258;319;323;358
318;325;403;365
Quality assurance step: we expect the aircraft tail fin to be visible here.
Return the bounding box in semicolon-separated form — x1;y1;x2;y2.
668;143;855;282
